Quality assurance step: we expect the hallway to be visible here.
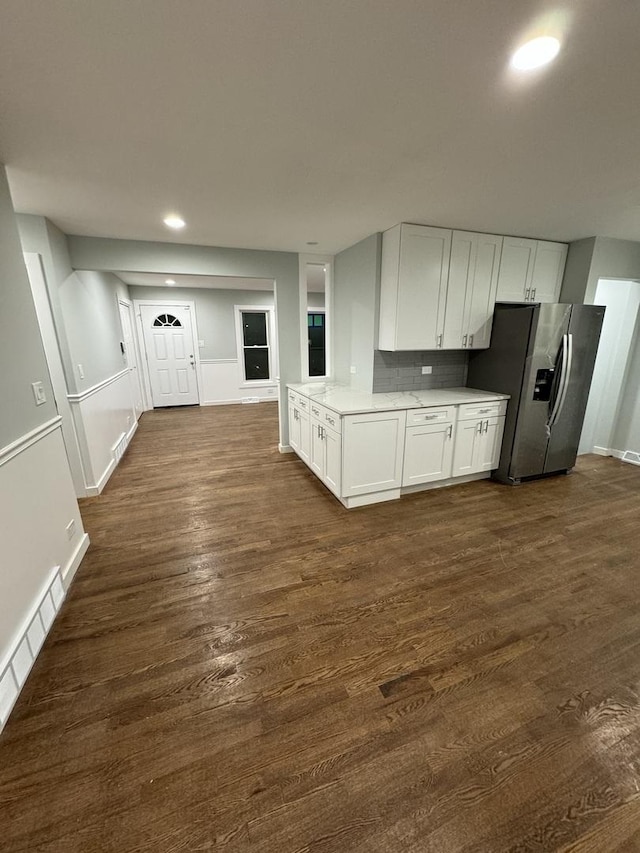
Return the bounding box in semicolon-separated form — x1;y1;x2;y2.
2;402;640;851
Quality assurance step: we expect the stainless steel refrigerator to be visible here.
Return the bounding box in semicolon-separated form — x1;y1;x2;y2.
467;302;604;484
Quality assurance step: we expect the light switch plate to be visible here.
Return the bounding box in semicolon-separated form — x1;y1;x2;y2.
31;381;47;405
198;340;205;347
350;366;356;374
421;366;433;375
77;364;84;379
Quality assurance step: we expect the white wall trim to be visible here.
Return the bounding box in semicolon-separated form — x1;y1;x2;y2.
279;443;293;453
0;417;62;469
23;253;88;497
0;533;89;731
61;532;90;586
0;530;89;732
66;368;129;403
84;418;138;496
199;358;239;364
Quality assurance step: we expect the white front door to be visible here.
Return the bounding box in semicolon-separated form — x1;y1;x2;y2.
119;300;143;419
140;304;199;407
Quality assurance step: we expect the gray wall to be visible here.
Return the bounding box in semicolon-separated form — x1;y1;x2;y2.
373;350;469;393
128;286;275;361
560;236;640;304
332;233;381;392
67;236;300;444
61;270;130;391
0;169;57;447
559;238;596;304
16;214;76;390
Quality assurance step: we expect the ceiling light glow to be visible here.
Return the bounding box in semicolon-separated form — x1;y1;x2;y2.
163;215;186;230
165;279;176;285
511;36;561;70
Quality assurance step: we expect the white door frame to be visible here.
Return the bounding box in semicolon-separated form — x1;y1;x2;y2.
134;299;202;409
118;296;144;420
23;252;88;497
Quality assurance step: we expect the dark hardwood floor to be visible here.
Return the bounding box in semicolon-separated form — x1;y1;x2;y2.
2;402;640;852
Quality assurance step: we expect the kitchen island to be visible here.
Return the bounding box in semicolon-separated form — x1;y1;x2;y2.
287;383;509;508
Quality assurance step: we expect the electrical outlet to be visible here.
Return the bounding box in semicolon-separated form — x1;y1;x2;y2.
31;381;47;406
77;364;85;379
198;340;205;347
421;366;433;375
65;519;76;540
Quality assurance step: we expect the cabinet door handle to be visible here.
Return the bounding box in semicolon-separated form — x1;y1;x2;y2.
469;335;473;348
531;288;536;301
447;424;453;439
437;334;443;348
525;288;531;301
424;414;438;420
484;419;489;433
462;334;467;348
477;421;483;433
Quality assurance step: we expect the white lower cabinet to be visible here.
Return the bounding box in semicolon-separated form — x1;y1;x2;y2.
402;406;456;486
452;413;506;477
288;400;310;465
310;417;342;497
342;410;406;497
288;389;507;507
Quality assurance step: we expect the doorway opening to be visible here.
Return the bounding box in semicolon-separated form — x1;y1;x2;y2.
580;278;640;460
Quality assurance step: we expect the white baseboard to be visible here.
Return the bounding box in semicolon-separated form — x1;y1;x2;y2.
0;532;90;732
201;398;279;407
86;419;138;496
61;532;90;588
0;559;73;732
278;444;293;453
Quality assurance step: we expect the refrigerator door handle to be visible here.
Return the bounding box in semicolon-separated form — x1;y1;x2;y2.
548;333;571;430
553;332;573;427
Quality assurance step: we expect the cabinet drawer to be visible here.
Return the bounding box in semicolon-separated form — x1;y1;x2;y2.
406;407;455;426
457;400;507;421
310;401;342;433
288;389;300;406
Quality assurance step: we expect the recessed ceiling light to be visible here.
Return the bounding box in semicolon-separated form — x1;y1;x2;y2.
306;241;318;246
511;36;561;71
163;215;186;230
165;278;176;285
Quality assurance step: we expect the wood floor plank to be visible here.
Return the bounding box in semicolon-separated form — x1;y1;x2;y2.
3;402;640;851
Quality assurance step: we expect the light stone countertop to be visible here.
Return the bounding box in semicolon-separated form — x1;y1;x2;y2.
287;382;509;416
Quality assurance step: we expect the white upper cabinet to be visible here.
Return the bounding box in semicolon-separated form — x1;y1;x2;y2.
495;237;537;303
379;224;451;351
496;237;567;303
529;240;568;303
443;231;502;350
380;223;567;352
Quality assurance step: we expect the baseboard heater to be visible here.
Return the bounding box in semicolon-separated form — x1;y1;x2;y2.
622;450;640;467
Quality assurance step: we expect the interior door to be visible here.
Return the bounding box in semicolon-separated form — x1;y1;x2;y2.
140;304;199;407
119;300;143;419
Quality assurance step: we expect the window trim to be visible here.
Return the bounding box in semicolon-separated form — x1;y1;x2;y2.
234;304;278;387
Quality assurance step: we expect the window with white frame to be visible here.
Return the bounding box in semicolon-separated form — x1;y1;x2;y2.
236;307;274;382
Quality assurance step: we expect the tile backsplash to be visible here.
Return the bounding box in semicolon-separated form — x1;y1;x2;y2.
373;350;469;392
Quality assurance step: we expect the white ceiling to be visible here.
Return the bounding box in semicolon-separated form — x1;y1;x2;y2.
1;1;639;254
114;271;275;291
